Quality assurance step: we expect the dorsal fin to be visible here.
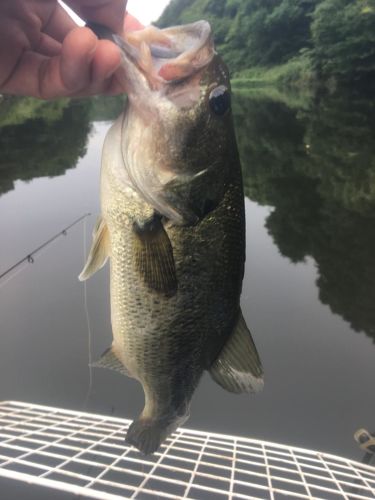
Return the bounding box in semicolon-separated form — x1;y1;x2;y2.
79;216;110;281
210;311;264;394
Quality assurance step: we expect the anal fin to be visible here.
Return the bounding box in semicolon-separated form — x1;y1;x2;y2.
133;214;177;295
79;216;110;281
210;311;264;394
91;346;130;377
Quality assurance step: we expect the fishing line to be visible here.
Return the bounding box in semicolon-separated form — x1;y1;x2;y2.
82;215;94;410
0;261;30;290
0;213;91;286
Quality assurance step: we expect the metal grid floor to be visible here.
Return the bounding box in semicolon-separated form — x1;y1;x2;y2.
0;401;374;499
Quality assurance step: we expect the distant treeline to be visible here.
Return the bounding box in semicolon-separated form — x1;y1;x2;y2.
158;0;375;87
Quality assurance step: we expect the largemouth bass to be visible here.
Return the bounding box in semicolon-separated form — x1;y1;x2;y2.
80;21;263;455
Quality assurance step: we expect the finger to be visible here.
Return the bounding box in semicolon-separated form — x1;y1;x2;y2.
70;73;119;97
91;39;121;82
1;30;124;99
37;26;98;98
70;40;122;97
103;72;126;95
65;0;126;34
0;50;52;98
59;26;97;91
43;32;122;98
0;23;25;89
124;12;145;32
37;33;62;57
43;3;78;42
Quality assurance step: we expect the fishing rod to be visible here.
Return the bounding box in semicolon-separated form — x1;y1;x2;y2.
0;213;91;281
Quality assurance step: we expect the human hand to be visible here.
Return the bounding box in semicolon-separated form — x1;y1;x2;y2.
0;0;143;99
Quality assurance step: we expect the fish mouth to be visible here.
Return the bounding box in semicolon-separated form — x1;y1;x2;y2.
88;20;215;111
110;21;215;93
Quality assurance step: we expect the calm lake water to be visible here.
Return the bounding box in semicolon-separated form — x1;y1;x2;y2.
0;89;374;494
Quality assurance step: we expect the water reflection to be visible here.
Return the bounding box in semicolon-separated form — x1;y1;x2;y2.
0;95;127;197
234;89;375;341
0;98;87;196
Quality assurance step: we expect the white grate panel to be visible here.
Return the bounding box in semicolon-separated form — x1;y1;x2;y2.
0;401;374;499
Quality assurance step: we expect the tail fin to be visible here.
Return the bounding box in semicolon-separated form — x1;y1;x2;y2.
125;418;170;455
125;412;189;455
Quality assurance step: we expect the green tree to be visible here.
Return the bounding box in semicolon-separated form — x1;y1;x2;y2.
158;0;318;70
157;0;196;27
311;0;375;83
158;0;375;85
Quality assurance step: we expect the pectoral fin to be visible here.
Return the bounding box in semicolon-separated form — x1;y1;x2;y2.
79;216;110;281
210;311;264;394
133;214;177;295
91;346;130;377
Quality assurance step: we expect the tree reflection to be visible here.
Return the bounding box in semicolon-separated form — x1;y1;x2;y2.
0;97;92;196
234;90;375;341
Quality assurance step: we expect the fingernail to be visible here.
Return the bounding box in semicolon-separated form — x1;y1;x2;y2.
105;61;121;80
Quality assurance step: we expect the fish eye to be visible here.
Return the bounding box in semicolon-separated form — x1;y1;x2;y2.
209;85;230;116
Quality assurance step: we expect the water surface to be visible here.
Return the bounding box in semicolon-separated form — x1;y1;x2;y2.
0;91;374;476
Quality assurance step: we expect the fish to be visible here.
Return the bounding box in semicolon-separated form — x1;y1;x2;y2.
80;20;264;455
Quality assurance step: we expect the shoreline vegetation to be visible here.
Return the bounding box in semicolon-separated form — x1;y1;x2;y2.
157;0;375;92
231;54;317;91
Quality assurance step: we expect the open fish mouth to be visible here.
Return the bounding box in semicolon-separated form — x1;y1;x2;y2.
88;21;215;90
122;21;215;86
